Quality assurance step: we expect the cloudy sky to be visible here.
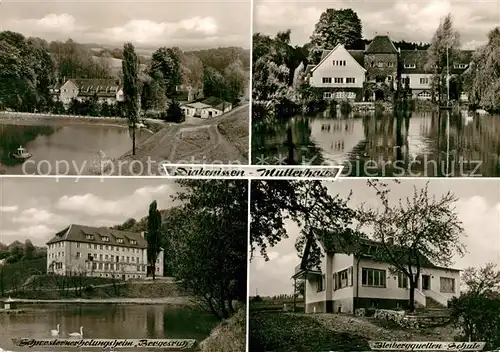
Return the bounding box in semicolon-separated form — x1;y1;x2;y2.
0;0;250;49
0;178;182;246
254;0;500;50
250;179;500;296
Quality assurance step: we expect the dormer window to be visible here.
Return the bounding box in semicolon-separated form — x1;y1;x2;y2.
404;64;416;69
454;64;467;69
86;234;95;240
102;236;110;242
130;239;137;245
117;238;124;244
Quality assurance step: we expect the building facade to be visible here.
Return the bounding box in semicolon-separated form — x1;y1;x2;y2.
181;97;232;119
306;35;473;103
294;239;460;314
51;79;125;106
46;224;164;280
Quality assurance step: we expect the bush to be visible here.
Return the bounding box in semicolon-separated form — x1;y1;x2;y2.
163;100;184;123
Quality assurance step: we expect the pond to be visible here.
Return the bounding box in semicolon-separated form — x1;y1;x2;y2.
0;303;218;351
0;121;151;175
252;109;500;177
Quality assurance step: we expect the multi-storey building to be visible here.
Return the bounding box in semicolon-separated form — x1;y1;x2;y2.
46;224;164;280
50;79;125;106
305;35;473;103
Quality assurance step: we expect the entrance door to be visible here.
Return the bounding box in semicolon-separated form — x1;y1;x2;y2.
422;275;431;290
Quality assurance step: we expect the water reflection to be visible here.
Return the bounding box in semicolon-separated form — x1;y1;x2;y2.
0;303;217;351
0;122;151;175
253;110;500;177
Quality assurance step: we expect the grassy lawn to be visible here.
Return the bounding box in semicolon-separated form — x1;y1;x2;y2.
249;311;370;352
217;105;249;159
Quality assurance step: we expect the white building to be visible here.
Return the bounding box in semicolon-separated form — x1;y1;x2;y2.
46;224;164;280
307;44;367;102
181;97;232;119
51;79;125;106
293;238;460;314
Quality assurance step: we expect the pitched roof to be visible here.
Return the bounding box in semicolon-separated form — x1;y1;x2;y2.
300;235;459;272
347;50;365;67
304;64;315;76
400;50;430;74
46;224;147;249
313;45;366;73
65;79;121;98
202;96;231;111
365;35;398;54
183;101;211;109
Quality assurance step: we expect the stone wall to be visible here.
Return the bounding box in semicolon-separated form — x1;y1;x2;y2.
356;308;452;329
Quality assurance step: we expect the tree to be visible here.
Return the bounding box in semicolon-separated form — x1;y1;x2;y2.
450;263;500;349
357;179;466;312
463;27;500;112
165;99;184;123
224;59;246;104
150;47;181;96
23;240;35;261
166;180;248;320
141;70;166;111
250;181;357;269
309;9;363;63
146;200;162;280
122;42;140;155
425;14;461;103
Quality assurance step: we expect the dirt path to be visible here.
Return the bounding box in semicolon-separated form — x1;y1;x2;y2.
310;313;459;342
99;104;249;176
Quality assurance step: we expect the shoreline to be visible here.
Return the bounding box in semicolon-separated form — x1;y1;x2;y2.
2;297;195;305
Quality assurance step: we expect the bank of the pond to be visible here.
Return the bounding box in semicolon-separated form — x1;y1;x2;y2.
199;308;246;352
2;297;194;305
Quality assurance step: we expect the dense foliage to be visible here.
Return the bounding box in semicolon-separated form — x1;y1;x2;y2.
0;239;46;264
122;42;140;155
463;28;500;112
450;264;500;349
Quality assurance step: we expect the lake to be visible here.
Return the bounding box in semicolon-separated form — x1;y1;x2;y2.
0;121;151;175
252;109;500;177
0;303;218;351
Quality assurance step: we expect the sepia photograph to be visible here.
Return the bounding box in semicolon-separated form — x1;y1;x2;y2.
249;179;500;351
0;0;250;176
0;178;247;351
252;1;500;177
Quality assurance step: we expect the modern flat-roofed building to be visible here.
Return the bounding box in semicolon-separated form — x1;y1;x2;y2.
46;224;164;280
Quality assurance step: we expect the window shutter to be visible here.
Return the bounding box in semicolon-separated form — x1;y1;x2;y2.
349;267;353;286
333;273;337;291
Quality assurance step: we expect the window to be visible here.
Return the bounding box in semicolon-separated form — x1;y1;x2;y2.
117;238;124;244
322;77;332;84
334;77;343;84
440;277;455;293
418;91;432;100
100;245;103;250
99;254;103;260
404;63;416;69
323;92;332;99
75;252;81;259
76;243;80;248
454;64;467;69
346;77;355;84
333;60;346;66
346;92;356;99
334;269;349;290
87;244;91;249
105;255;108;260
387;62;394;67
317;275;324;292
102;236;109;242
398;272;408;288
387;76;392;81
98;263;103;270
431;64;438;69
362;268;386;287
86;234;94;240
130;240;137;245
377;62;384;68
104;263;109;270
94;244;97;249
420;77;429;85
87;253;93;261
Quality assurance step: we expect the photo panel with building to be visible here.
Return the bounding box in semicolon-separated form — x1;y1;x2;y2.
251;0;500;177
0;177;248;351
249;178;500;351
0;0;251;176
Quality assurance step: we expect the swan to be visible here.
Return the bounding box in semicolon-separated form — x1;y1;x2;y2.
68;326;83;339
50;324;60;337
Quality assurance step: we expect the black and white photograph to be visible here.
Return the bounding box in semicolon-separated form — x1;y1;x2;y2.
0;178;247;351
0;0;250;176
249;179;500;351
252;0;500;177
